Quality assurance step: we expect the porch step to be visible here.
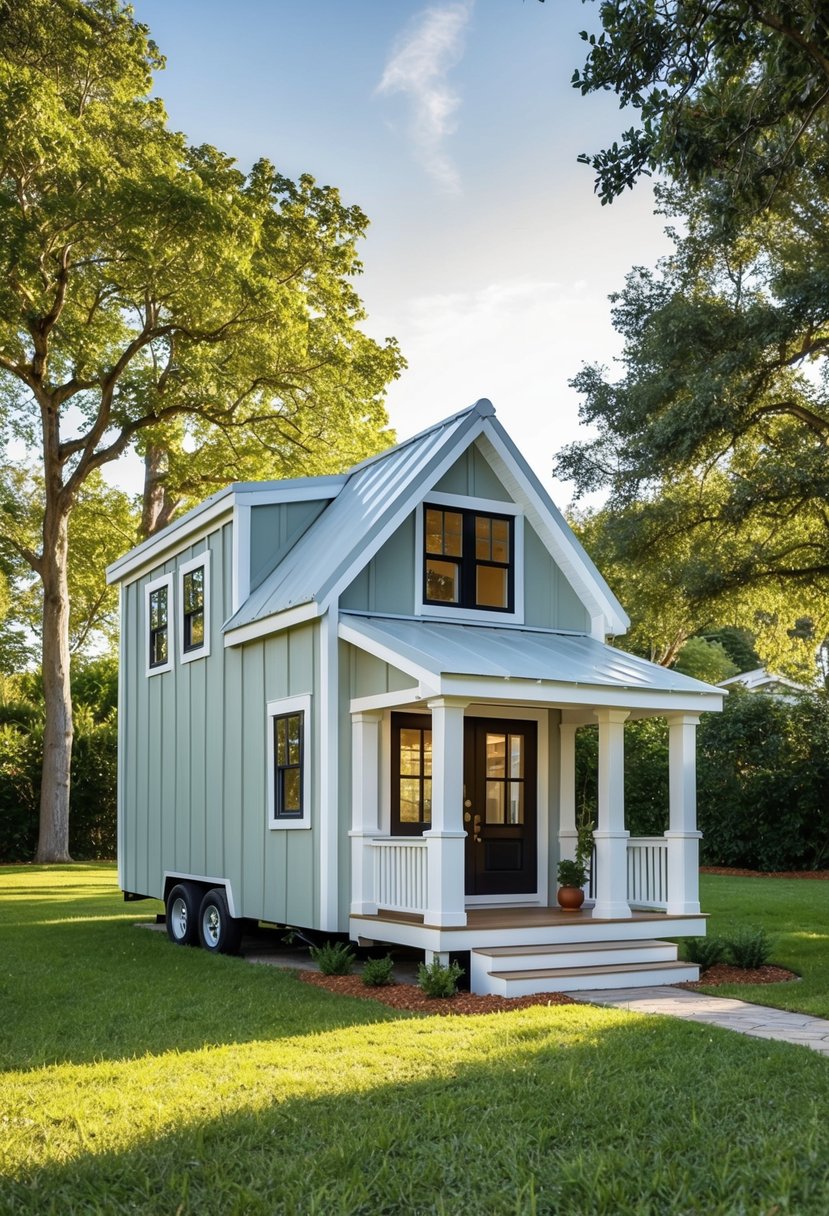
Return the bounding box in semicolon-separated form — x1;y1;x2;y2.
471;941;699;996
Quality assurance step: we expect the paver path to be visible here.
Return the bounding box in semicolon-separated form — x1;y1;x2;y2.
579;986;829;1055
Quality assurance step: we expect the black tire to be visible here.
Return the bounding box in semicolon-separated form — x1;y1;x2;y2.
198;887;243;955
165;882;201;946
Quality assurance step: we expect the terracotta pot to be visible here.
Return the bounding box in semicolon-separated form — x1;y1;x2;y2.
556;885;585;912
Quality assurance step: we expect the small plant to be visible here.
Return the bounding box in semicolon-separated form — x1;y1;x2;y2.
362;956;395;987
681;936;728;968
557;857;587;888
417;957;464;999
308;940;355;976
726;927;774;970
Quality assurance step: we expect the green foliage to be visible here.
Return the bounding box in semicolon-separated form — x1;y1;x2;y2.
308;940;355;976
361;956;395;988
556;858;587;888
727;927;775;970
680;936;727;969
416;957;464;998
674;637;738;685
576;719;671;838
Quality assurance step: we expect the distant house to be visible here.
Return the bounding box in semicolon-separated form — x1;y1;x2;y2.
719;668;810;695
107;400;725;995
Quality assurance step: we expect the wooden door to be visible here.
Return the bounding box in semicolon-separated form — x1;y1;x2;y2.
464;718;537;896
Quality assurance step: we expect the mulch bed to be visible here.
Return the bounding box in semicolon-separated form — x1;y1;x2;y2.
679;963;798;989
298;970;577;1015
701;866;829;880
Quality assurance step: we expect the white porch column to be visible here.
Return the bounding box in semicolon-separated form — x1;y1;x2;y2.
348;710;383;916
424;697;468;927
558;719;579;864
592;708;631;919
666;713;702;915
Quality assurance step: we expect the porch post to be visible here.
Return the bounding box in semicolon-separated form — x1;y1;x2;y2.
348;710;383;916
424;697;468;927
558;718;579;864
665;713;702;915
592;708;632;919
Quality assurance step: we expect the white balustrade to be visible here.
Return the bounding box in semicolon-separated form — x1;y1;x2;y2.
370;838;429;915
627;837;669;909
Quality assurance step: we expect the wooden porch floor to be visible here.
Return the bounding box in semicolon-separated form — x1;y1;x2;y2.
368;905;693;932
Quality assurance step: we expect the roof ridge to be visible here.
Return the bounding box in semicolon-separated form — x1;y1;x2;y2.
344;398;495;478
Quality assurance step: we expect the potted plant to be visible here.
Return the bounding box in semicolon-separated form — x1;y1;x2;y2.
556;809;594;911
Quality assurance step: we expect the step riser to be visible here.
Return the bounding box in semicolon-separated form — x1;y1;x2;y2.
472;944;677;974
479;965;699;997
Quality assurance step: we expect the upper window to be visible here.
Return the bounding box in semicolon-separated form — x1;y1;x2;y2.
423;503;514;612
267;694;312;830
145;574;173;676
179;552;211;663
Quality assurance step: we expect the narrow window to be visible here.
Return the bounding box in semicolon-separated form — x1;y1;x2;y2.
273;711;304;820
391;714;432;835
182;566;205;652
148;585;169;668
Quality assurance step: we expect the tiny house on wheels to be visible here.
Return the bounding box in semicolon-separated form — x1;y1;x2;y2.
107;400;724;995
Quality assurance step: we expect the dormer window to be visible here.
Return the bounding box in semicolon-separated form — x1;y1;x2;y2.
423;504;514;612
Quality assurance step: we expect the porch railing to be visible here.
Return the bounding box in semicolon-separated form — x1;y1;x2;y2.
369;837;428;915
626;836;669;909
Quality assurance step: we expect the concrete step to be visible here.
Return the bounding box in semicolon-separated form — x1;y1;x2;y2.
474;958;700;997
472;938;678;973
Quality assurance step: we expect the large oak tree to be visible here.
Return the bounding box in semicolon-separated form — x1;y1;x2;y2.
0;0;403;861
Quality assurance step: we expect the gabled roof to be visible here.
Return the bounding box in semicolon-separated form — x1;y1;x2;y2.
223;399;628;644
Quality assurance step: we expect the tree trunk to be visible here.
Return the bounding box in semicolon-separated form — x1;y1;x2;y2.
141;442;176;537
35;508;74;863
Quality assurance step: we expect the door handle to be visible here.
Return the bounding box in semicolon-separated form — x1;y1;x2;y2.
473;813;482;844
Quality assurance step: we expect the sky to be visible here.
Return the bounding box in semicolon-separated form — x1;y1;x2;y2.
126;0;672;504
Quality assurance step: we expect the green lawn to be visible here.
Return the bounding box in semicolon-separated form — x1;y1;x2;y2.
698;873;829;1017
1;866;828;1216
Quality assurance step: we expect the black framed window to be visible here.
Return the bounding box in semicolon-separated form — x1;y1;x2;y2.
391;714;432;835
182;565;205;652
274;712;304;819
148;585;169;668
423;505;513;611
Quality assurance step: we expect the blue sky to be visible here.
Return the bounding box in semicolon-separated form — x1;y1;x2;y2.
129;0;670;499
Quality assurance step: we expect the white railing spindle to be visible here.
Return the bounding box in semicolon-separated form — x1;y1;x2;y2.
627;837;669;909
369;838;429;915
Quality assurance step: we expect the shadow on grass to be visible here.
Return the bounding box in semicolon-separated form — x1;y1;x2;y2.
4;1013;828;1216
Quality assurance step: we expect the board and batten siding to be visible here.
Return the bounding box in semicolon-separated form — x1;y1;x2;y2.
120;521;322;928
249;499;328;592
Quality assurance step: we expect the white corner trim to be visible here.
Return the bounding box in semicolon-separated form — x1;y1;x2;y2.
179;550;211;664
232;501;251;613
318;611;339;926
266;692;313;831
145;573;174;677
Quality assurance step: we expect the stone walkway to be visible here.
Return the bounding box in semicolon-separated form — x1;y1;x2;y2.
578;986;829;1055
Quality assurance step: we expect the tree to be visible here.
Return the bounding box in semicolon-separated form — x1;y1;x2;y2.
573;1;829;222
0;0;403;861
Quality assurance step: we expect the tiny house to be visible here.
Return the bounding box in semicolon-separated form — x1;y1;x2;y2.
107;400;724;995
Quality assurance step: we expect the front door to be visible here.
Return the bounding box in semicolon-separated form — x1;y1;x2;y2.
463;717;537;896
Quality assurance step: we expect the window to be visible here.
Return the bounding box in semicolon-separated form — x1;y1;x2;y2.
391;714;432;835
267;694;312;829
179;552;211;663
145;574;173;676
423;503;514;612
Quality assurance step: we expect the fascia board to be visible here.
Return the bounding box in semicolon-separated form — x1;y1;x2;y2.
338;619;438;688
319;413;489;612
437;674;725;713
223;600;320;647
476;422;630;638
107;502;234;587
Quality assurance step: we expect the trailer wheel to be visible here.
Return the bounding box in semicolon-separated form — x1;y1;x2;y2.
198;887;243;955
165;882;200;946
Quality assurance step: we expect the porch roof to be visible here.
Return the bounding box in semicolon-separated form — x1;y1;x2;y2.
339;613;725;712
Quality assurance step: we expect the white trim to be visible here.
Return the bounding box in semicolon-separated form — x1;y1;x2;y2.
319;612;339;927
163;871;238;918
145;573;174;677
436;675;724;713
338;618;436;688
348;687;431;713
179;550;211;664
108;500;233;586
223;600;321;647
266;693;312;831
414;497;525;626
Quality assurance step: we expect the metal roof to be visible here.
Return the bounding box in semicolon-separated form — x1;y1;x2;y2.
339;613;724;698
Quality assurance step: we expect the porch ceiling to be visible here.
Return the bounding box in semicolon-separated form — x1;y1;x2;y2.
339;613;725;713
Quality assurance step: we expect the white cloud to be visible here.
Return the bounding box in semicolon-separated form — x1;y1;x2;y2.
377;2;473;194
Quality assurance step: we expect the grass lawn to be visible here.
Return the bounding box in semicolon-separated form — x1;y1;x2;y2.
0;866;827;1215
698;873;829;1018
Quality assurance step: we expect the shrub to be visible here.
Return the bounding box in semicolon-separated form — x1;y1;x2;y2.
308;940;355;976
417;957;464;998
361;956;395;987
726;927;774;970
681;936;727;968
557;858;587;888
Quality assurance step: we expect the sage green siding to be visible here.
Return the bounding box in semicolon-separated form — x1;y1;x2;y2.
523;523;591;631
433;446;512;500
249;500;328;592
340;512;415;614
119;522;322;928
